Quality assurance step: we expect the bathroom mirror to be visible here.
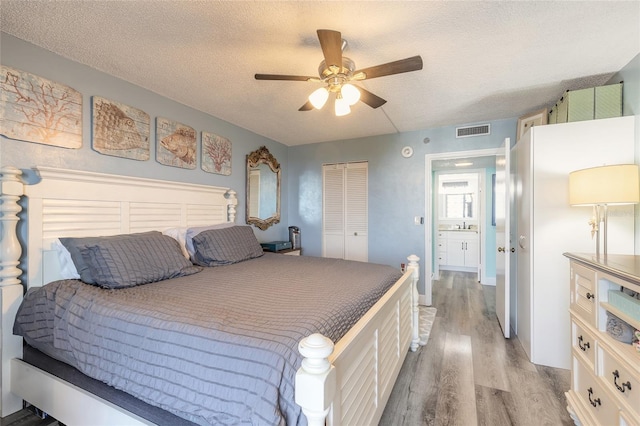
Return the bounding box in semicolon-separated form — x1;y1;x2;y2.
246;146;280;230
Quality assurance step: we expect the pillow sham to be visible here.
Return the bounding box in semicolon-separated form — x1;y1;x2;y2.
53;239;81;280
191;225;263;266
80;233;202;289
162;227;189;259
185;222;235;257
60;231;165;284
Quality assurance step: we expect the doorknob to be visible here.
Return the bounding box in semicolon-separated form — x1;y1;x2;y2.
511;247;515;253
498;247;505;252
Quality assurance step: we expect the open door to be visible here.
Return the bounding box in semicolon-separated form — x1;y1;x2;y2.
495;138;511;338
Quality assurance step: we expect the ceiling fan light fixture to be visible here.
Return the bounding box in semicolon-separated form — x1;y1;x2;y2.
341;83;360;106
335;93;351;116
309;87;329;109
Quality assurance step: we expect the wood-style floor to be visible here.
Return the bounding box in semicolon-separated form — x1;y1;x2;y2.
380;270;573;426
2;270;572;426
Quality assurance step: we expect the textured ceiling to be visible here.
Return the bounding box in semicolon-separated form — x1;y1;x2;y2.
1;1;638;146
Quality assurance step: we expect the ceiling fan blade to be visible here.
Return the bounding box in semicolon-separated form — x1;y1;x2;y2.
357;87;387;109
255;74;316;81
317;29;343;69
298;101;314;111
355;55;423;80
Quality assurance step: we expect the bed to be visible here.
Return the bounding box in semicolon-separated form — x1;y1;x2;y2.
0;165;422;426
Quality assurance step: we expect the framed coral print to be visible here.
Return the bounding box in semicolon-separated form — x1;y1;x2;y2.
517;108;548;141
201;131;232;175
92;96;150;160
1;65;82;148
156;117;196;169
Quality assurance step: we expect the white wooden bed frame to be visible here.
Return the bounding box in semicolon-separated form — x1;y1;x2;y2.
0;165;422;426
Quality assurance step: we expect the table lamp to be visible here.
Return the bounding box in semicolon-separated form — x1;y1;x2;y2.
569;164;640;256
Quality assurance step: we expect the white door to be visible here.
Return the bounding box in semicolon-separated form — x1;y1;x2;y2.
344;163;368;261
322;162;368;261
495;138;511;338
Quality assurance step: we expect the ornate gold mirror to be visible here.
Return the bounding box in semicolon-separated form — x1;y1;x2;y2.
246;146;281;230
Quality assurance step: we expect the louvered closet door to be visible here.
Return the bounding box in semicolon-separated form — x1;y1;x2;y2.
322;162;368;261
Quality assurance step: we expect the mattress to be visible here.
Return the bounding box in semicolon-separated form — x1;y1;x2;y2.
14;253;402;426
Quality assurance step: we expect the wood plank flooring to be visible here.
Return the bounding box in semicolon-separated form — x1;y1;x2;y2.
3;270;571;426
380;270;573;426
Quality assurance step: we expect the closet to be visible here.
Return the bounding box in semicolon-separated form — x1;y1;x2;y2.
322;162;368;261
513;116;635;370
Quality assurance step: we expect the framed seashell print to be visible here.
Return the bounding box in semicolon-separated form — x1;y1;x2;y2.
156;117;196;169
201;131;231;175
1;65;82;148
92;96;150;160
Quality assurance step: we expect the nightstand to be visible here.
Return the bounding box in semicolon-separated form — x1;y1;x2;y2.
265;248;301;256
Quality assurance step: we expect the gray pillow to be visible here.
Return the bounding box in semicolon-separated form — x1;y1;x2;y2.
191;225;263;266
60;231;161;284
80;233;202;289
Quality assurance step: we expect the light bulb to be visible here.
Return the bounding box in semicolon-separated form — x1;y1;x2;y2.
308;87;329;109
341;84;361;106
335;94;351;116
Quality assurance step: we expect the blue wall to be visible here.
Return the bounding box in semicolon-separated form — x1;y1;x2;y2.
3;33;638;294
0;33;289;244
288;119;518;292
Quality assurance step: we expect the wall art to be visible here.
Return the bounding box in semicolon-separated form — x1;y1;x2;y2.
201;131;232;175
92;96;150;160
516;108;548;141
156;117;196;169
0;65;82;148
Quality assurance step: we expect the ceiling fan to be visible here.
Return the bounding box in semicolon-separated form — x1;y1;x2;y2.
255;29;423;116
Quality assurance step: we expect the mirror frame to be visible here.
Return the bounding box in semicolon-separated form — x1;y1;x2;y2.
246;146;281;230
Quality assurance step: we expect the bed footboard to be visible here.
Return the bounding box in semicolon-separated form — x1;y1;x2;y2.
296;255;421;426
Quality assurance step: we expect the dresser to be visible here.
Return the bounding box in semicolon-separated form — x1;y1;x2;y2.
564;253;640;426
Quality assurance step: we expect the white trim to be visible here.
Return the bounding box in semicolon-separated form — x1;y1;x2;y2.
424;148;501;305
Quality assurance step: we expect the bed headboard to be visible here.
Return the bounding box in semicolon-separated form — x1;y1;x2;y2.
17;166;237;288
0;165;238;415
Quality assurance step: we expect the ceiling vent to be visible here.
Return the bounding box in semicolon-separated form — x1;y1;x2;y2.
456;124;490;138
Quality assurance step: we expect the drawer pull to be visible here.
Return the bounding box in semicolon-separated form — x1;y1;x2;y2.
586;292;595;300
613;370;632;393
587;387;601;407
578;335;590;351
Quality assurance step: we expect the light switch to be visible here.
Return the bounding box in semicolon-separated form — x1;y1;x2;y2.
414;216;423;225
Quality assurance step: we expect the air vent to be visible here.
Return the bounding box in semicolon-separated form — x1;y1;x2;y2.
456;124;490;138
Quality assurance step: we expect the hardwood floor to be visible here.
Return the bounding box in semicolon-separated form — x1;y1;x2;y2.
3;270;571;426
380;270;573;426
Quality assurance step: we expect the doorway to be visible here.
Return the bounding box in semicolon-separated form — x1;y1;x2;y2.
423;148;500;306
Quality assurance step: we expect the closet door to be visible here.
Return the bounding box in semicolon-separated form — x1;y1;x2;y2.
322;162;368;261
323;165;345;258
344;162;368;261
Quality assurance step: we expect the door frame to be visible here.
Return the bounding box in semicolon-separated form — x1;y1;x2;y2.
424;148;501;306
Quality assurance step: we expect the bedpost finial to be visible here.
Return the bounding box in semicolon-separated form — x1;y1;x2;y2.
298;333;334;374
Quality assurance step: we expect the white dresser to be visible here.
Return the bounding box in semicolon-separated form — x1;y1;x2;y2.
564;253;640;426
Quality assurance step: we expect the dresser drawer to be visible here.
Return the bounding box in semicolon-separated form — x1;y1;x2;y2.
574;356;619;426
571;261;597;326
572;317;597;371
599;347;640;419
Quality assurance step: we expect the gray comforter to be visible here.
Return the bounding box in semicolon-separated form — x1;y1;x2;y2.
14;253;402;425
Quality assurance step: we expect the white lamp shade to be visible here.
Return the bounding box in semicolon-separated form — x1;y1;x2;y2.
341;84;361;106
569;164;640;206
308;87;329;109
335;95;351;116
